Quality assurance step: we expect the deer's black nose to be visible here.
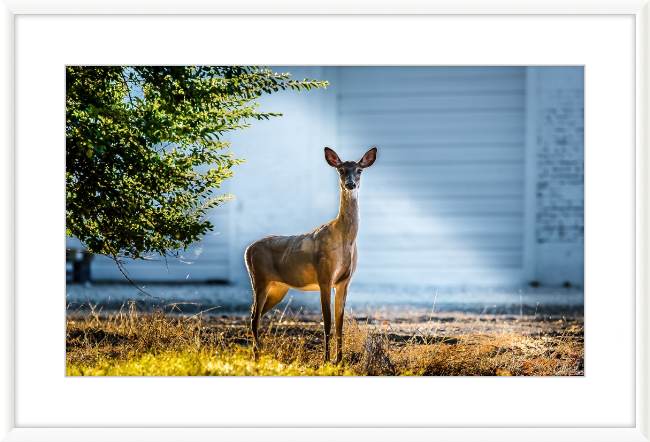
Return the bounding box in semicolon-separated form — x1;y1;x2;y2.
345;181;356;190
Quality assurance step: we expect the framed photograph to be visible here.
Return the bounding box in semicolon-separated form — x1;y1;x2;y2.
2;1;648;441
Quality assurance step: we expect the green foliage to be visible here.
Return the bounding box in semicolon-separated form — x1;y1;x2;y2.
66;66;327;260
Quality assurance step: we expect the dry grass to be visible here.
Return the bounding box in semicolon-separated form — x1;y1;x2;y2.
66;301;584;376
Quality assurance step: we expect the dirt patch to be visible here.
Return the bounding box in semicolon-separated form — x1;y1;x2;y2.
67;306;583;376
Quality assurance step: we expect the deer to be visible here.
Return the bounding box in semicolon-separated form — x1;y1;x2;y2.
244;146;377;364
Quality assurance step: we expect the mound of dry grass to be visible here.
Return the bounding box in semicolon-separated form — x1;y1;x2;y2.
66;301;584;376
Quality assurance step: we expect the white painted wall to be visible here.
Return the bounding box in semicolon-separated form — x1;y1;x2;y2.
224;66;339;284
72;66;584;287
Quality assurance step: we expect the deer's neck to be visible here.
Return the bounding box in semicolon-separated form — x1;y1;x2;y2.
334;188;360;240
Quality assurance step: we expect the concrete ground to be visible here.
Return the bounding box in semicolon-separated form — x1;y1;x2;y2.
66;282;584;318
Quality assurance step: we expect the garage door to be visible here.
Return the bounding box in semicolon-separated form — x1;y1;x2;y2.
337;66;526;285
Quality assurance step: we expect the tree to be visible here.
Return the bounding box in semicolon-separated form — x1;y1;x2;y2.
66;66;327;270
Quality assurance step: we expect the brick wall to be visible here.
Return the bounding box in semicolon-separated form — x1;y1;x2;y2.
536;88;584;244
534;67;584;284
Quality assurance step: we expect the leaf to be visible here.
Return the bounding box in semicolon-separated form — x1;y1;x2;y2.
66;66;328;263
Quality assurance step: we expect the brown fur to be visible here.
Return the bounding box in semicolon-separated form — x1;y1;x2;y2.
245;147;377;363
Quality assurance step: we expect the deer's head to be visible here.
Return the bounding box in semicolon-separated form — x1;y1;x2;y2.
324;147;377;192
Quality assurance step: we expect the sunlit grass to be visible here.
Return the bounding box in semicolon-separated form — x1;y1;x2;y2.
66;300;584;376
66;349;354;376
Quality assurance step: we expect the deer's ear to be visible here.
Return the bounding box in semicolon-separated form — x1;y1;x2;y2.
358;147;377;168
324;147;341;168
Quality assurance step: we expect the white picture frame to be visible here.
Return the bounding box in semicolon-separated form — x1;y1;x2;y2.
1;2;648;441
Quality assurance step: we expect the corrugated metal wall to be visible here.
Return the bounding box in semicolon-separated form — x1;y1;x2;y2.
338;67;527;284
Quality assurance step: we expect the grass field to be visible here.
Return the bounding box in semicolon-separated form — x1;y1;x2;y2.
66;301;584;376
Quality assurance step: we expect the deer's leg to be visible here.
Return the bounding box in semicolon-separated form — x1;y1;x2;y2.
319;282;333;363
334;279;351;364
250;282;270;357
261;283;290;316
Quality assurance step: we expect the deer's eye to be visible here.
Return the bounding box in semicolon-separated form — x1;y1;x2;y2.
357;169;362;174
